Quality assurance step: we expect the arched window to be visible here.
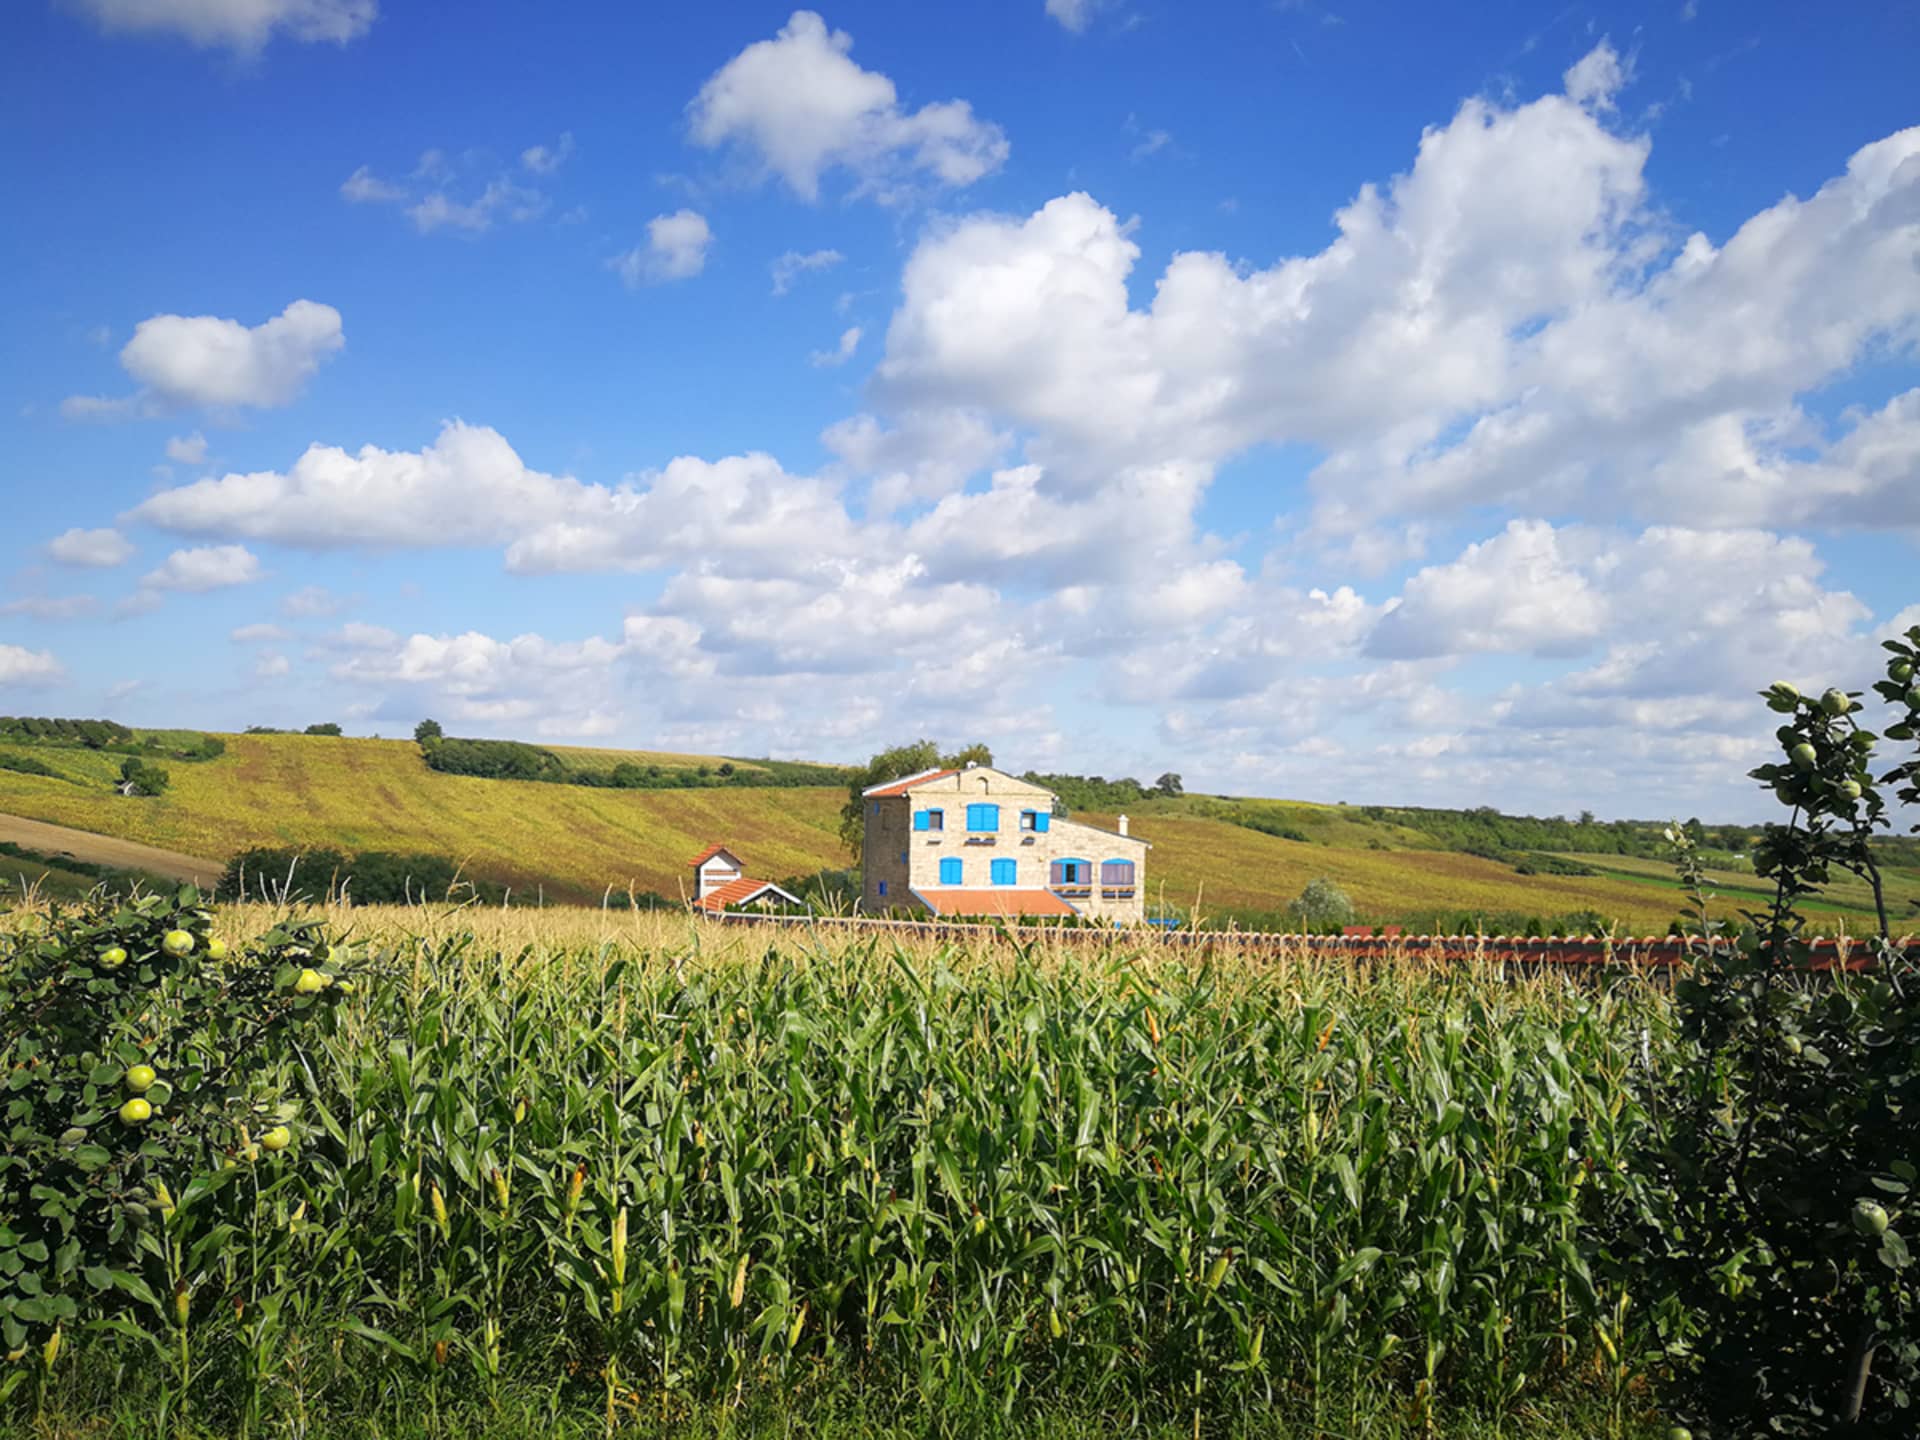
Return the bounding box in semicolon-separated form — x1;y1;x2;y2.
939;857;963;885
990;858;1016;886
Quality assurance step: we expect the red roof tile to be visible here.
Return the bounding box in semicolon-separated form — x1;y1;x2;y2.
863;768;958;798
915;887;1077;918
694;876;791;912
689;843;739;868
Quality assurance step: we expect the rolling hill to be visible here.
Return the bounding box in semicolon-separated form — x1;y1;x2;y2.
0;730;1909;933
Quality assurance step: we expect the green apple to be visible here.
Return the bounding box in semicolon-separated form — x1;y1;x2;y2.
205;937;228;961
161;929;194;957
1789;743;1818;772
1852;1200;1890;1237
1838;779;1862;802
1891;660;1914;684
260;1125;292;1152
118;1098;152;1125
1770;680;1799;700
99;946;127;969
293;968;326;995
124;1064;157;1093
1820;687;1850;716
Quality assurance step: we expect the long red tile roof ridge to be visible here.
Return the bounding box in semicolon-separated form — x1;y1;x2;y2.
911;887;1078;918
862;767;960;798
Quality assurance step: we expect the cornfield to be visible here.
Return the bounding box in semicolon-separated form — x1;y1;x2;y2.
7;902;1675;1436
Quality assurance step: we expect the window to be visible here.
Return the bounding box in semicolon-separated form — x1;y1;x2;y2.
900;850;909;864
940;857;963;885
966;803;1000;832
877;880;888;897
1050;858;1091;887
991;858;1016;886
870;801;879;817
914;808;945;832
1019;809;1051;833
1100;859;1136;887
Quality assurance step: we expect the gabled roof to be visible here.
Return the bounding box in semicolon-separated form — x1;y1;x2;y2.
912;887;1078;918
689;843;742;869
694;876;802;912
862;767;958;798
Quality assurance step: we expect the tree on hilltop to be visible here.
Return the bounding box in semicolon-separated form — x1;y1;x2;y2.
839;740;994;857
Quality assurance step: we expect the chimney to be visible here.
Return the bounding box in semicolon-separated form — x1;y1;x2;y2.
965;759;978;769
1117;814;1129;837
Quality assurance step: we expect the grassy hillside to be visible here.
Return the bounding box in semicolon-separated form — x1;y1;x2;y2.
0;733;844;903
0;731;1907;932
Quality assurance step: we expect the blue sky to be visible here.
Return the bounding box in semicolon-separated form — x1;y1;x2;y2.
2;0;1917;820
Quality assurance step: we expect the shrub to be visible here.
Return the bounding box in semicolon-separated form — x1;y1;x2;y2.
303;723;344;737
217;846;484;905
1607;643;1920;1436
0;888;357;1405
1288;876;1356;932
116;758;169;797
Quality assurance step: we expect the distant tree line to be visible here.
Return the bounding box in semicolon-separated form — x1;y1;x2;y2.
0;716;222;762
411;724;850;792
1356;804;1753;861
243;723;344;736
217;845;507;905
1018;771;1185;813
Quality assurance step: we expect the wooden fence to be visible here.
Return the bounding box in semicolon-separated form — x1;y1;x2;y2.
705;909;1909;972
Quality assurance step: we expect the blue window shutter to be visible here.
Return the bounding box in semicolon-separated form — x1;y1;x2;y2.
913;810;928;832
877;880;887;897
992;858;1015;886
968;803;999;832
940;857;962;885
1036;811;1050;832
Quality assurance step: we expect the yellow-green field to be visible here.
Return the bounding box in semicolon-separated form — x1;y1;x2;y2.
0;731;1903;932
0;734;842;903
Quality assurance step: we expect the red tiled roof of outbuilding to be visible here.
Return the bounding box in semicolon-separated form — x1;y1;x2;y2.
694;876;781;912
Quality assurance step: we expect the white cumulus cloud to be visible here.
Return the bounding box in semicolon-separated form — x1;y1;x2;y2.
611;210;712;286
140;544;263;593
0;644;64;686
64;300;343;417
47;527;134;568
688;10;1008;202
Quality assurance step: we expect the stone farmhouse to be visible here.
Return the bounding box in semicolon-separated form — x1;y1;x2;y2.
689;844;804;913
859;763;1150;922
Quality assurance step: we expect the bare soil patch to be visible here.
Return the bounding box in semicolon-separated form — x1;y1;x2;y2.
0;812;221;884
